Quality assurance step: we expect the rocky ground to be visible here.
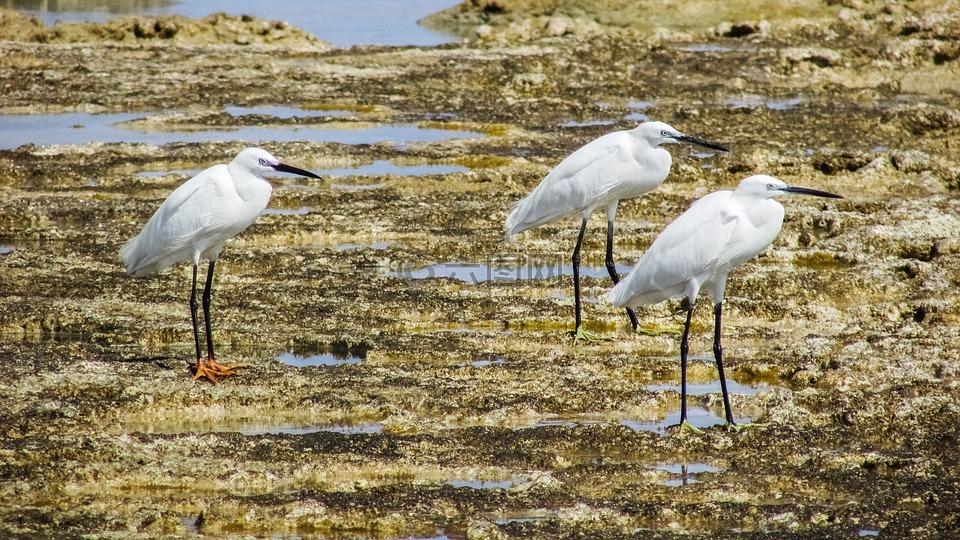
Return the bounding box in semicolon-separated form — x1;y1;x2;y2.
0;1;959;538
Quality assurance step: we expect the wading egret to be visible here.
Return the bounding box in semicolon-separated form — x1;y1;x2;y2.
506;121;728;341
609;174;842;431
120;148;321;382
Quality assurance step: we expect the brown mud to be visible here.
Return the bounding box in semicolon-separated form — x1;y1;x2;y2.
1;1;959;538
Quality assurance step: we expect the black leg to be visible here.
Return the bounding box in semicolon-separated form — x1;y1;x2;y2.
604;219;639;330
572;217;588;332
202;260;217;360
713;301;735;425
679;303;694;424
189;264;202;361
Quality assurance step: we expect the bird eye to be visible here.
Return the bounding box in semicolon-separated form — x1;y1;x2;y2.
766;183;775;190
660;130;669;137
258;158;268;166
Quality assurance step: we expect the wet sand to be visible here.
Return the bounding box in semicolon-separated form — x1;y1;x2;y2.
1;2;959;538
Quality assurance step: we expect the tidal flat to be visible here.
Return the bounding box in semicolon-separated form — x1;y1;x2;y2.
0;2;959;538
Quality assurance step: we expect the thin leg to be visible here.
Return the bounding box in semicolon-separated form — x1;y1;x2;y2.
679;304;694;425
713;301;736;426
604;219;639;331
572;217;587;331
202;260;216;360
191;259;247;382
189;264;202;361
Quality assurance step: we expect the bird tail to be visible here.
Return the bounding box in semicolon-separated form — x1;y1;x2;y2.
607;279;632;308
504;201;527;236
505;193;555;236
119;234;144;276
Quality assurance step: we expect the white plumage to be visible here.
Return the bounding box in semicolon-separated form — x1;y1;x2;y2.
506;120;729;340
121;147;321;382
121;148;289;276
611;174;842;431
506;126;671;235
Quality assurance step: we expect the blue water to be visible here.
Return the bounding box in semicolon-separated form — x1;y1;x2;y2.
10;0;460;47
0;111;483;149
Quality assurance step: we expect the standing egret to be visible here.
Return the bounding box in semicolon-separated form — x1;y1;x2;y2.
120;148;321;382
506;121;729;341
609;175;842;431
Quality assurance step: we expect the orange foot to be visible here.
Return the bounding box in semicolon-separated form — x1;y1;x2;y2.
191;357;248;383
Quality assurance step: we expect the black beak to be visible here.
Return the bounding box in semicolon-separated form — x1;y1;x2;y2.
273;162;322;179
783;185;843;199
676;134;730;152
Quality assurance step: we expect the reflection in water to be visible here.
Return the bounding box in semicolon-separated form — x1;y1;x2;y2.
277;351;363;367
654;462;720;487
621;406;752;434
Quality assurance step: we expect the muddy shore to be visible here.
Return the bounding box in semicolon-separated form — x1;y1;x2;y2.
1;2;959;538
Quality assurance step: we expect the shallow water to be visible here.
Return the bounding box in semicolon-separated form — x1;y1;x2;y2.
654;462;720;486
134;420;384;436
646;378;772;396
277;351;364;367
261;206;312;216
0;111;483;149
383;261;634;283
446;478;519;490
225;105;353;119
8;0;461;47
621;406;752;434
518;405;750;434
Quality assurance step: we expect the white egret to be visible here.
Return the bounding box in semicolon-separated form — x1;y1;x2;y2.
120;148;321;382
506;121;729;341
609;174;842;431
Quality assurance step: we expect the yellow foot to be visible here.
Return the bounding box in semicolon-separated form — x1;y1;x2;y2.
726;422;763;433
679;420;705;435
191;358;248;383
572;326;607;343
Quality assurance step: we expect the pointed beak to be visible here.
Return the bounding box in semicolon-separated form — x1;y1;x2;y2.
783;185;843;198
675;133;730;152
273;162;322;179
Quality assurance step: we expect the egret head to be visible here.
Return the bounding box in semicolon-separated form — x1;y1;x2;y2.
233;148;321;179
633;121;729;152
735;174;842;200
